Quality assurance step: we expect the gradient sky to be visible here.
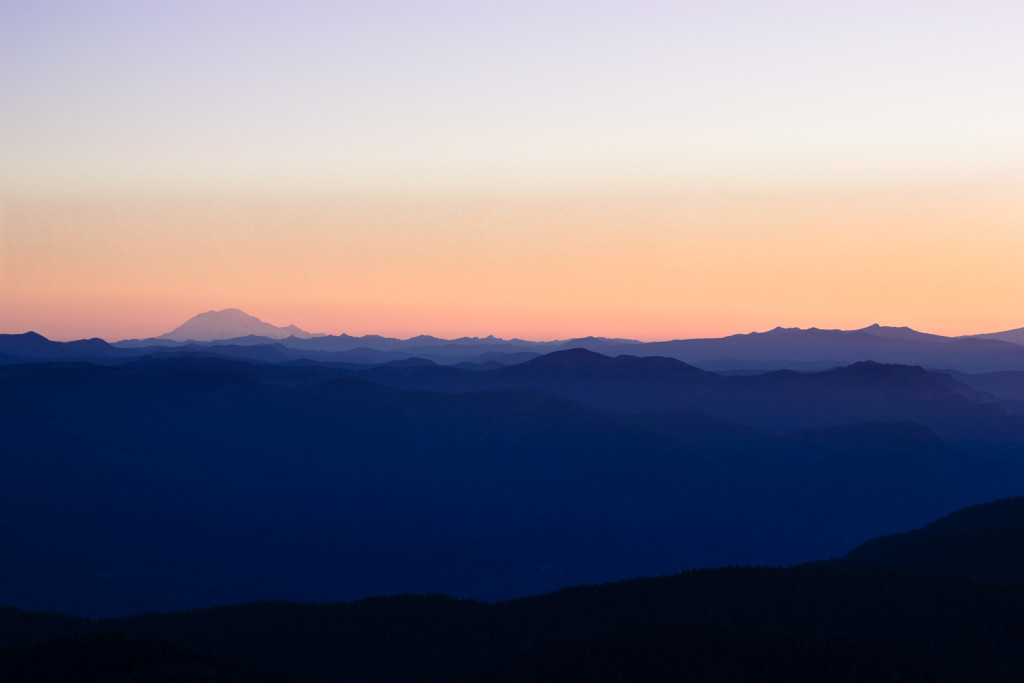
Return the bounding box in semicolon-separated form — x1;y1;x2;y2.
2;1;1022;341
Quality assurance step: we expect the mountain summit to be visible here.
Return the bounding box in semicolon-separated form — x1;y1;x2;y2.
158;308;320;342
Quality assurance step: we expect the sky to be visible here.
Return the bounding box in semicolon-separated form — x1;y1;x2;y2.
2;0;1022;341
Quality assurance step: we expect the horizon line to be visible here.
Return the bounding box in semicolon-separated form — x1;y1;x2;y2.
6;321;1019;346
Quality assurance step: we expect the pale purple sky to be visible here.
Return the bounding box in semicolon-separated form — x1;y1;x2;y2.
2;1;1023;341
4;0;1021;198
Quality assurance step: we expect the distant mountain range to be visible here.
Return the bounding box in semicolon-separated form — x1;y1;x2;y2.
5;308;1024;372
334;349;1020;439
598;325;1024;373
115;310;1024;372
971;325;1024;346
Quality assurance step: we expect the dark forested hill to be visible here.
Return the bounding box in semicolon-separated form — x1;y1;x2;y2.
827;496;1024;582
4;565;1024;682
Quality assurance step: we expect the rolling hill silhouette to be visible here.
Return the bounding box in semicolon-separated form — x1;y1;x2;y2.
7;496;1024;681
967;325;1024;346
349;349;1020;442
0;331;122;360
829;496;1024;583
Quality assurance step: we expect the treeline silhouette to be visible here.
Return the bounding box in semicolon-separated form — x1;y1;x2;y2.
7;488;1024;681
4;566;1024;682
823;495;1024;582
5;497;1024;681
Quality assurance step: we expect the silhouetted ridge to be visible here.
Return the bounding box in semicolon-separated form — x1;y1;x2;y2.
520;348;708;376
845;496;1024;560
966;325;1024;346
816;361;943;391
827;359;923;377
21;318;1024;370
826;361;1006;408
521;347;612;368
7;562;1024;681
340;354;1015;437
11;330;46;342
0;331;121;359
920;496;1024;532
826;497;1024;584
624;325;1024;372
853;324;949;342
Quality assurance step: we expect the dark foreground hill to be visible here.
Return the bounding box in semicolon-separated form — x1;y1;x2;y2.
827;496;1024;582
7;497;1024;682
4;564;1024;682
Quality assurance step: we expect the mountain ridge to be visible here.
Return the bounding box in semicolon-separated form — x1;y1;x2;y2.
7;315;1024;372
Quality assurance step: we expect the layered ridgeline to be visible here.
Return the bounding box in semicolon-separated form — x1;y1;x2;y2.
117;312;1024;372
4;308;1024;371
5;314;1024;680
4;498;1024;682
2;350;1024;617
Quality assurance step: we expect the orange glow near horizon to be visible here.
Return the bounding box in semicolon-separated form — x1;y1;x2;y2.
4;3;1022;343
3;177;1022;342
